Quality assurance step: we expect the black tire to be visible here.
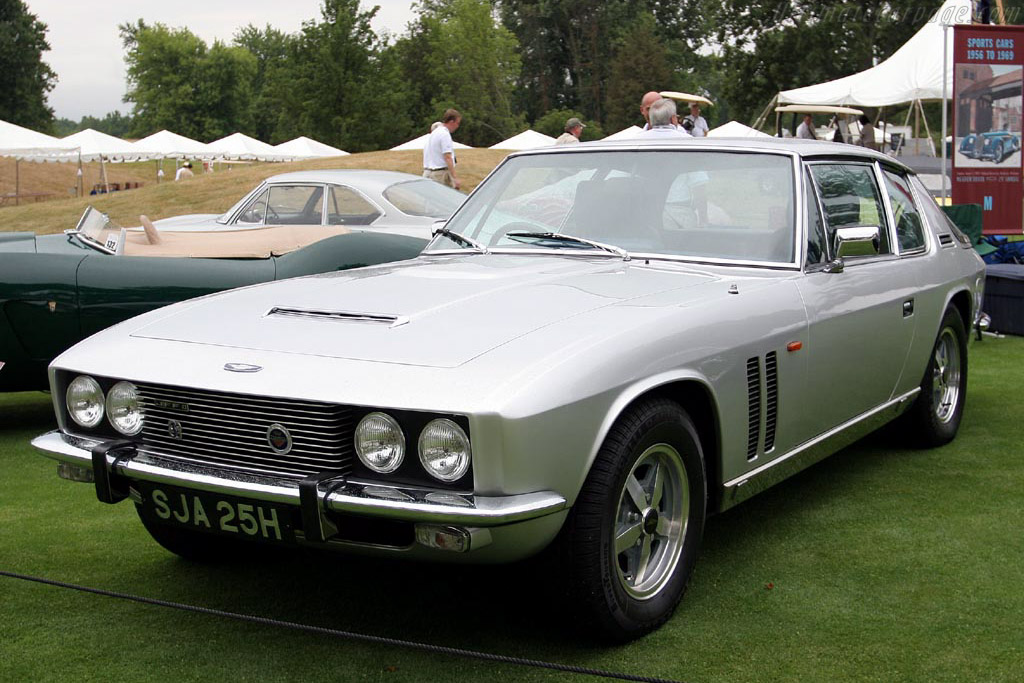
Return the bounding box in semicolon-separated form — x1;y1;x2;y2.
136;506;264;562
903;305;968;448
559;398;707;642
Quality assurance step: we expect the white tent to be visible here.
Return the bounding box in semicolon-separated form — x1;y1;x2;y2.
390;132;472;151
274;136;349;158
207;132;295;161
707;121;772;138
778;0;972;107
0;119;78;160
61;128;147;162
490;129;557;150
602;125;644;141
133;130;214;159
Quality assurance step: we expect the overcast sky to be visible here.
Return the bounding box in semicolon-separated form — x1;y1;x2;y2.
27;0;418;120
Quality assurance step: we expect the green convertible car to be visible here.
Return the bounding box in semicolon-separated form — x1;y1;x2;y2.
0;206;427;392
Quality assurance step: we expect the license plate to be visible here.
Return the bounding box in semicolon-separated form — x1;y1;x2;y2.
136;483;296;544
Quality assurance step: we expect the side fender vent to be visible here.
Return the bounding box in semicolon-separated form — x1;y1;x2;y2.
938;233;955;248
763;351;778;453
746;357;761;461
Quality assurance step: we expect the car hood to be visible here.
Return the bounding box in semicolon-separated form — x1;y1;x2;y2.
129;254;725;368
0;232;37;253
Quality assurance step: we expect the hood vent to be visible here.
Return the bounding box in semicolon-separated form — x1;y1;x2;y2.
266;307;408;327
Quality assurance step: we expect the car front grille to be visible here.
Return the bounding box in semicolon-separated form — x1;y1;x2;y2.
136;383;354;478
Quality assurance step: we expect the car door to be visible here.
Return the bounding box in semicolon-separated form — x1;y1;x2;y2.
796;160;921;437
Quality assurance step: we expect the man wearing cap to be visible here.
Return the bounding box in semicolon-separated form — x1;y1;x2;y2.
423;108;462;190
174;161;194;181
555;117;585;145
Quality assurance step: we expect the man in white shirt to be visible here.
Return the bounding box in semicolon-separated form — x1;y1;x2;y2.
638;99;692;138
796;114;817;140
423;109;462;190
174;161;194;181
684;102;709;137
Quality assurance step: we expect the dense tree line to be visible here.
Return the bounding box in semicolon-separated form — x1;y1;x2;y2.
10;0;1024;147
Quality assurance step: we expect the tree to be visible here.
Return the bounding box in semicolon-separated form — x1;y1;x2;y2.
419;0;524;146
233;25;296;143
0;0;57;130
705;0;937;124
121;21;257;140
602;13;673;133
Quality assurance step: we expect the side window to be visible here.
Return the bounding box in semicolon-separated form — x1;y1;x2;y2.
266;185;324;225
327;186;382;226
805;174;827;265
809;163;891;256
883;170;926;253
236;188;270;226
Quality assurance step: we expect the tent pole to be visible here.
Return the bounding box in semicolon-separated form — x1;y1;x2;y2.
941;22;950;202
918;100;934;155
15;158;20;206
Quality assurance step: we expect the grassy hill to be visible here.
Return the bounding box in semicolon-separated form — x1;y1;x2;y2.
0;149;509;235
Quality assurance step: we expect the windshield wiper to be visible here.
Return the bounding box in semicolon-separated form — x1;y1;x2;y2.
432;226;489;254
505;231;631;261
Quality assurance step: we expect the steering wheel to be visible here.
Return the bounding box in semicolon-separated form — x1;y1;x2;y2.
266;205;280;222
487;222;543;247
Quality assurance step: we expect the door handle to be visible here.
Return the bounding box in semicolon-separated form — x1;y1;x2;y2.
903;299;915;317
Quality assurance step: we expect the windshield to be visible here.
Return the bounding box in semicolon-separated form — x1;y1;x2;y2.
384;178;465;217
431;150;797;264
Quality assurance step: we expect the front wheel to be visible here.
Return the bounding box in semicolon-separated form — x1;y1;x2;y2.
559;398;707;641
902;305;968;447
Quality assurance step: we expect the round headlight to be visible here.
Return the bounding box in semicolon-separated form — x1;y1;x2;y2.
106;381;143;435
354;412;405;473
418;419;471;482
66;375;104;428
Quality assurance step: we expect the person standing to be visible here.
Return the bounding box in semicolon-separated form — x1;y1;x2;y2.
555;117;585;145
175;161;194;181
423;109;462;190
796;114;817;140
858;114;878;150
684;102;709;137
638;99;692;138
640;91;662;130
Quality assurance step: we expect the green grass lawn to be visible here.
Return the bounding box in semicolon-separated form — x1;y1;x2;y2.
2;336;1023;682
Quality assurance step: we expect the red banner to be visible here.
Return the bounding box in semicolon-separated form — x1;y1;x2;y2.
952;24;1024;234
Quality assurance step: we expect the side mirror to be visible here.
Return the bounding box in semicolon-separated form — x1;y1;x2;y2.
834;226;880;258
431;219;447;237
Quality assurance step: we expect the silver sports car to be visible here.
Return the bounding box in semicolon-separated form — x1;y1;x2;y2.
33;139;986;641
150;169;466;239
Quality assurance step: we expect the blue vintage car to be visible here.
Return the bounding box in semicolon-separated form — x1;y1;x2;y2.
958;133;980;159
979;131;1020;163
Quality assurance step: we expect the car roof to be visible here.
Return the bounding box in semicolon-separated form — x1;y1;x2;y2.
510;137;915;173
259;169;429;192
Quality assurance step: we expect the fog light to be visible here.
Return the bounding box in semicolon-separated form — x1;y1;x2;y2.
57;462;94;483
415;524;472;552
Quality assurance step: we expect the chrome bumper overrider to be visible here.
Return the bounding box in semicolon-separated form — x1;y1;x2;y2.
31;431;567;531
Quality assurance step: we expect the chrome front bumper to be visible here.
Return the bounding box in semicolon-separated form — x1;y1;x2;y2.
32;430;567;532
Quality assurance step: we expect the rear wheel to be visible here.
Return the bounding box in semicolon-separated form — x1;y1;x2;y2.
560;398;706;641
903;305;968;447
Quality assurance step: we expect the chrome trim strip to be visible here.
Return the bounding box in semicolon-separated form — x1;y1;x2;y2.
720;389;919;510
265;307;409;327
31;431;566;526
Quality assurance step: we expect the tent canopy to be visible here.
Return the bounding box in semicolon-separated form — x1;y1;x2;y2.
707;121;772;138
207;132;295;161
0;119;78;160
779;0;972;108
603;125;644;141
133;130;213;159
390;132;472;151
62;128;146;162
489;129;557;150
274;136;349;158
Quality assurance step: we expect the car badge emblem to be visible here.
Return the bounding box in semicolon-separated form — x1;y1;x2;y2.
266;423;293;455
167;419;183;440
224;363;263;373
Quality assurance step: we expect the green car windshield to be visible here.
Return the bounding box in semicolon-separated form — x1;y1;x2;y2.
429;149;797;264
